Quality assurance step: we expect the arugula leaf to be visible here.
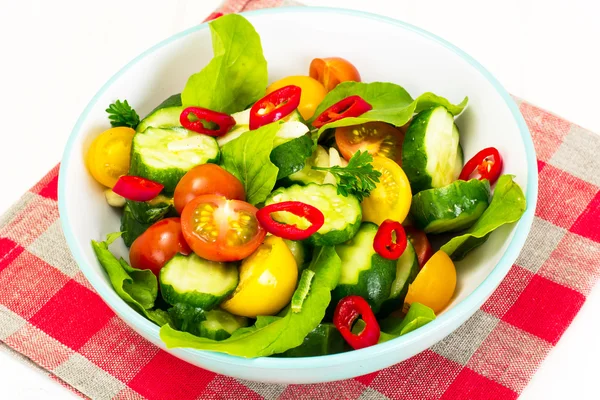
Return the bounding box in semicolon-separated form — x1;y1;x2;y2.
91;233;169;326
220;122;281;205
159;246;342;358
309;82;468;140
106;99;140;129
181;14;268;114
312;150;381;202
441;175;526;260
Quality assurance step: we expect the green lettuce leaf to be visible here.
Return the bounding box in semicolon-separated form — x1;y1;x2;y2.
159;246;342;358
441;175;527;260
309;82;468;139
353;303;436;344
91;233;169;326
181;14;268;114
220;122;281;205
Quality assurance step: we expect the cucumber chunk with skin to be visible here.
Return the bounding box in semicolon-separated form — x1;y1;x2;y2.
280;323;346;357
410;179;491;233
270;134;314;180
265;183;362;246
137;94;183;133
331;222;397;313
199;309;248;341
379;240;419;316
160;253;238;309
284;145;329;186
129;127;220;193
402;106;463;193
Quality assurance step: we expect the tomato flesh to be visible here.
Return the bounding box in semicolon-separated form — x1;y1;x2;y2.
174;164;245;215
129;217;191;276
181;195;266;262
309;57;361;92
86;127;135;188
335;122;404;165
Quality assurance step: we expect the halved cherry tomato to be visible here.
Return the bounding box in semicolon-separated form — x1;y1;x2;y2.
404;226;434;268
335;122;404;165
129;217;191;276
174;164;245;215
180;195;266;262
309;57;361;92
221;236;298;317
266;76;327;120
404;250;457;314
86;127;135;188
361;156;412;226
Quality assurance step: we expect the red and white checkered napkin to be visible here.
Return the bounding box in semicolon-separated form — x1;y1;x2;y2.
2;3;600;400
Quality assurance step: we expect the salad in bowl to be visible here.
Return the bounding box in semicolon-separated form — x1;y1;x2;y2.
85;14;526;359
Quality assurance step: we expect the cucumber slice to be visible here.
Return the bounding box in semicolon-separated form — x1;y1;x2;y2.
125;194;174;224
137;94;184;133
379;241;419;316
291;269;315;313
402;106;463;193
159;253;238;309
270;134;314;180
285;145;330;186
332;222;397;313
280;323;346;357
199;309;248;341
129;127;219;193
120;205;151;247
410;179;491;233
265;183;362;246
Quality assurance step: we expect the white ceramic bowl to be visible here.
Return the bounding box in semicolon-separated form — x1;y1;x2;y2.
59;7;537;384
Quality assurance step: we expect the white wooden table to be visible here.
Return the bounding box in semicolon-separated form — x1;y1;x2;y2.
0;1;598;398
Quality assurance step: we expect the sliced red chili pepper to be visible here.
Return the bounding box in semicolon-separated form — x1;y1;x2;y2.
204;12;223;22
312;95;372;128
459;147;503;184
256;201;324;241
112;176;163;202
249;85;302;130
373;219;408;260
333;295;380;350
179;107;236;137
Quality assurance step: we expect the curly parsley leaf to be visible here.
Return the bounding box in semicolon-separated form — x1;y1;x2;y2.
106;99;140;128
312;150;381;202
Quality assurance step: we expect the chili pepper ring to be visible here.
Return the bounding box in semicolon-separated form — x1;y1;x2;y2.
333;295;381;350
256;201;325;240
373;219;408;260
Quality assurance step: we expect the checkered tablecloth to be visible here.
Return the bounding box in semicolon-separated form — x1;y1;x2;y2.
1;1;599;399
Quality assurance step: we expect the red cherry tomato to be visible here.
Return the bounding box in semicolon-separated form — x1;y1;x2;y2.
181;195;266;262
309;57;361;92
173;164;245;215
129;218;191;276
335;122;404;165
404;226;434;268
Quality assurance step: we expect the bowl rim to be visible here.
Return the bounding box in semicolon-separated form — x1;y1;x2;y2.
59;6;538;370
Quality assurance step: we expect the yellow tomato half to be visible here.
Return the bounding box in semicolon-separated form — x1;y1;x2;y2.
86;127;135;187
404;250;457;313
361;156;412;225
266;76;327;120
221;236;298;318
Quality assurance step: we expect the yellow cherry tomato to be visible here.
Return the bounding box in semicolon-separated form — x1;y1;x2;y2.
266;76;327;120
221;236;298;318
404;250;457;313
86;127;135;187
361;156;412;225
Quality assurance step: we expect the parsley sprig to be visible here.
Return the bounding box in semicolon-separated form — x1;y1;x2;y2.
312;150;381;202
106;99;140;129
